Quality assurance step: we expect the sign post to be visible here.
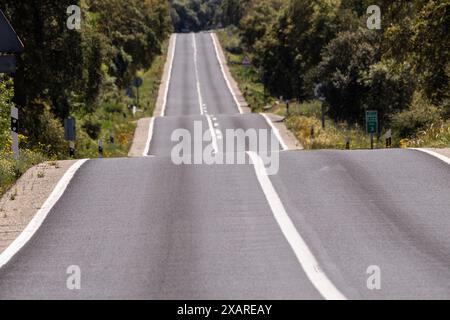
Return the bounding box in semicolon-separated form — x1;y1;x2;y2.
242;56;251;67
0;55;16;73
1;9;24;158
314;84;326;129
385;129;392;148
64;117;76;157
366;110;378;150
10;106;19;159
133;77;143;108
98;139;103;158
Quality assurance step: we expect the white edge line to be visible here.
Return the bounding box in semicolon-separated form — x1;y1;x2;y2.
210;33;243;114
0;159;89;269
247;151;346;300
260;113;289;151
205;114;219;154
192;33;204;115
161;34;177;117
143;117;155;157
411;148;450;166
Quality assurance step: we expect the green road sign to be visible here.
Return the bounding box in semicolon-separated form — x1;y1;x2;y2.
366;110;378;134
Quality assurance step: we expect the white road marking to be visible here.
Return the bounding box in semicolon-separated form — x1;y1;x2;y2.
206;114;219;154
247;151;346;300
260;113;289;151
411;148;450;166
215;129;223;139
161;34;177;117
143;117;155;157
192;33;204;115
210;33;243;114
0;159;89;270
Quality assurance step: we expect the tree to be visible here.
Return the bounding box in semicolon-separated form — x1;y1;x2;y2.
220;0;248;27
239;0;280;50
0;0;172;155
0;76;14;151
317;29;381;123
1;0;84;118
384;0;449;105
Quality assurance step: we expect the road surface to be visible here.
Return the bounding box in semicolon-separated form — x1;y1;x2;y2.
1;33;450;300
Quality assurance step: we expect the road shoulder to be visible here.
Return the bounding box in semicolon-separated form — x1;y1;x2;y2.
426;148;450;160
0;160;76;254
154;34;177;118
262;113;304;150
128;118;152;157
129;35;176;157
211;32;251;114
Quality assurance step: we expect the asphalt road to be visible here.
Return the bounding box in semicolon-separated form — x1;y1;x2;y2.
1;33;449;299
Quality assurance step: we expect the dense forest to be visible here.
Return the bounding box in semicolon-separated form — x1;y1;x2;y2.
170;0;246;31
223;0;449;138
0;0;171;155
0;0;171;193
166;0;449;139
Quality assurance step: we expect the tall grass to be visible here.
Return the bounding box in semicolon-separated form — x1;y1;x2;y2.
0;149;48;196
404;122;450;148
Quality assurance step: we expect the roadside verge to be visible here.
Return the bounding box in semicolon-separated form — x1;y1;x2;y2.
0;160;78;255
128;34;176;158
211;32;251;114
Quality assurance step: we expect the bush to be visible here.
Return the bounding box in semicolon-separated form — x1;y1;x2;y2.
391;92;442;138
285;113;373;150
0;76;14;150
0;157;15;191
0;149;47;195
21;101;67;157
104;102;124;114
405;122;450;148
82;118;102;140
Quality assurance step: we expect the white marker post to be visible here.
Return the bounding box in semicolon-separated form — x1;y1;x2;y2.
11;106;19;159
385;129;392;148
98;139;103;158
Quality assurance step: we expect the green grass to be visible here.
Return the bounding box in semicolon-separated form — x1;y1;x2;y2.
136;40;169;116
403;121;450;148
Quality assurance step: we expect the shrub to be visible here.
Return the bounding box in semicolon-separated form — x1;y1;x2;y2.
391;92;442;138
104;102;124;114
0;149;47;195
82;118;102;140
0;157;15;191
0;76;14;150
